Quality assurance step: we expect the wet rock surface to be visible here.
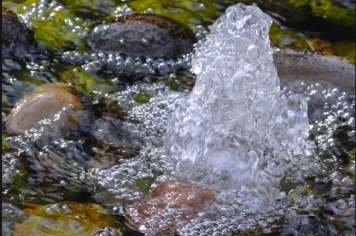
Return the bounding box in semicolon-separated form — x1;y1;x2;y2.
2;6;34;56
2;145;91;205
328;187;355;199
87;14;197;59
148;180;216;208
287;215;339;236
124;180;216;235
6;83;84;136
2;202;125;236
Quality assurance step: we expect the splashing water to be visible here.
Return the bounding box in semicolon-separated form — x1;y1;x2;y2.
165;3;317;201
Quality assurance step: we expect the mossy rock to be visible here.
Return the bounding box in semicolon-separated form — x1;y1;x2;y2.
31;10;86;53
309;0;355;38
334;41;355;64
257;0;310;27
57;66;118;97
4;202;125;236
118;0;224;30
3;0;87;53
57;0;123;19
269;23;313;50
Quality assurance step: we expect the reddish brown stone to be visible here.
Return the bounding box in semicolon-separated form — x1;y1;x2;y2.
124;180;215;234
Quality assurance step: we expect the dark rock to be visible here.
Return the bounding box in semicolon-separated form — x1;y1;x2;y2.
329;187;355;199
87;14;197;59
2;6;34;55
287;215;339;236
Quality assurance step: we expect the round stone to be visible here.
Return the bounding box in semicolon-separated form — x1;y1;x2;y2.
6;83;83;135
124;180;215;235
87;14;197;59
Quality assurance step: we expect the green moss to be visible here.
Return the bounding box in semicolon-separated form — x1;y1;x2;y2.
289;0;310;7
269;23;313;50
4;0;86;53
2;133;9;149
133;92;153;103
13;202;125;235
334;41;355;64
57;66;116;98
32;11;86;53
309;0;355;34
57;0;122;18
258;0;309;27
117;0;224;30
135;177;153;193
2;93;10;106
2;0;39;13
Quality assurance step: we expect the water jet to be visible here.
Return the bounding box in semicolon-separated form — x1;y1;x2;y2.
166;3;314;201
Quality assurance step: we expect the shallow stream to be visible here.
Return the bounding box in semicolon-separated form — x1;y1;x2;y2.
2;0;355;235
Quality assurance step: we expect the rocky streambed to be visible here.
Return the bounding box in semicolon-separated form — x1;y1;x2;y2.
2;0;355;236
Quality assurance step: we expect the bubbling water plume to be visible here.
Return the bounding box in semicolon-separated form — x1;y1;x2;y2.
165;3;316;202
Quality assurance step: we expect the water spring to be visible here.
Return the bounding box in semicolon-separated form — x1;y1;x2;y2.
166;3;317;203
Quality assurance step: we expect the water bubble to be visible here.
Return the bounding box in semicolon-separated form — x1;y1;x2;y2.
245;45;259;62
334;199;349;210
141;38;150;47
119;39;125;46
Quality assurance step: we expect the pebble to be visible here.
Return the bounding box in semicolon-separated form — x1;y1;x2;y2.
6;83;83;135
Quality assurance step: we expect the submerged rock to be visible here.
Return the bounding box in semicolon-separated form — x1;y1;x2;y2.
2;6;34;55
328;187;355;199
274;49;355;96
124;180;215;235
88;146;138;170
2;145;90;205
287;215;339;236
6;83;84;136
4;202;124;236
87;14;196;59
149;180;215;205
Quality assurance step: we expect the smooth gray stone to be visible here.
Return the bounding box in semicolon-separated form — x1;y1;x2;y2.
87;14;196;59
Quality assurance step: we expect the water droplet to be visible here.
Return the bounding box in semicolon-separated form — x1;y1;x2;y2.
141;38;150;47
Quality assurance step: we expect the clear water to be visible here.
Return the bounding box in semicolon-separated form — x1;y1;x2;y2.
2;1;355;236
